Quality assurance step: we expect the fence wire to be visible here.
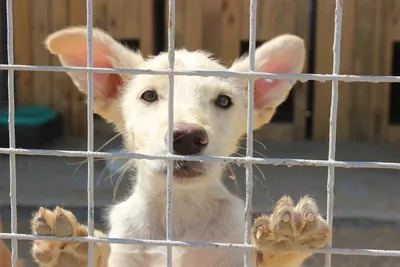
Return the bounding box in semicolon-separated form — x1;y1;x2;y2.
2;0;400;267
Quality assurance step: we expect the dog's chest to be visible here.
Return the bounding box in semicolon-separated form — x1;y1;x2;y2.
108;193;245;267
156;246;243;267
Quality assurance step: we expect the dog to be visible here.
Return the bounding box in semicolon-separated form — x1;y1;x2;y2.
29;27;332;267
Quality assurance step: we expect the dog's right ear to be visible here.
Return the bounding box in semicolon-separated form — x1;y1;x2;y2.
45;26;144;129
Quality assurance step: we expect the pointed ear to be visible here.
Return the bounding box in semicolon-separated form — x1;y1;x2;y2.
230;34;306;129
45;26;145;130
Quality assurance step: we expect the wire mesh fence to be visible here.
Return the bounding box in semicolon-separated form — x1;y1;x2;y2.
1;0;400;267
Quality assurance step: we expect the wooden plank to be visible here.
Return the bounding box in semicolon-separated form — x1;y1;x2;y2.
93;0;109;30
50;0;70;135
313;0;356;141
369;1;391;142
165;0;185;49
258;0;295;40
164;0;203;52
139;0;154;56
107;0;140;39
183;0;203;51
292;0;311;140
388;126;400;143
337;1;356;142
203;0;223;59
392;0;400;41
31;0;51;108
13;0;34;106
351;0;376;142
241;0;249;40
69;0;87;137
241;0;297;40
220;0;241;66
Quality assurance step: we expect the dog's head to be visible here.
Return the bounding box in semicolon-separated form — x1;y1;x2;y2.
46;27;305;187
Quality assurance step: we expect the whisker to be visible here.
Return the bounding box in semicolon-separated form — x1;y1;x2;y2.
235;146;268;158
223;150;267;196
219;137;267;151
238;137;267;150
69;132;123;178
252;169;275;208
70;158;107;177
99;132;124;150
96;158;119;187
113;159;134;201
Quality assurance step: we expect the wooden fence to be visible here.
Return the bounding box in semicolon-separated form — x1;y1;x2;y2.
313;0;400;143
9;0;400;143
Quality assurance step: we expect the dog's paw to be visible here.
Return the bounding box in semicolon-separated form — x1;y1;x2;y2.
252;195;332;253
30;207;90;266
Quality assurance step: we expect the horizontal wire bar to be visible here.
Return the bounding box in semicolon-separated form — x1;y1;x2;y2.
2;63;400;83
0;233;399;257
1;147;399;170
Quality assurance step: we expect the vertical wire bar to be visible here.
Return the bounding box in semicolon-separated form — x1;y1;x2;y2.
6;0;18;266
244;0;257;266
325;1;343;267
86;0;95;266
166;0;176;267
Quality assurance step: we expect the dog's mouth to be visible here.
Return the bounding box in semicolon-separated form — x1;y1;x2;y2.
163;160;205;178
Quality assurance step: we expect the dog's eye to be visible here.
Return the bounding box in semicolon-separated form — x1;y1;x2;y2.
141;90;158;103
215;95;232;109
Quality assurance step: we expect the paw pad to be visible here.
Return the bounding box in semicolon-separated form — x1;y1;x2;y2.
35;217;52;235
54;215;73;237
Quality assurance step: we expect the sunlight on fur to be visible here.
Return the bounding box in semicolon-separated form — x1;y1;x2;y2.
29;26;332;267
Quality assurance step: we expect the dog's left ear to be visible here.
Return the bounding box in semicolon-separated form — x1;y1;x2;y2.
230;34;305;129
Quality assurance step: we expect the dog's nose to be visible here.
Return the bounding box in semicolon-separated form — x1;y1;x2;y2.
166;123;209;155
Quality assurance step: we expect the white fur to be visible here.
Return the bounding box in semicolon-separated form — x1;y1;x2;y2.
44;27;306;267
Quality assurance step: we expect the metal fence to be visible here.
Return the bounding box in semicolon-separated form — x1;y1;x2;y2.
1;0;400;267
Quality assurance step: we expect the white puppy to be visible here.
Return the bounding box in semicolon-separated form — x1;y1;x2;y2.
30;27;331;267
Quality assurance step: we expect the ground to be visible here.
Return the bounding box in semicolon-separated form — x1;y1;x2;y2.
0;136;399;266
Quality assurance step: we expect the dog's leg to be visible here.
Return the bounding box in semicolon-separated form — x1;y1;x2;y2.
30;207;110;267
251;195;332;267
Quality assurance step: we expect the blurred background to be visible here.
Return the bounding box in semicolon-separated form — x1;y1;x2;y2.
0;0;400;266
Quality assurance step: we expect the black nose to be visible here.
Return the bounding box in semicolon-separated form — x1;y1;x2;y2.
165;123;209;155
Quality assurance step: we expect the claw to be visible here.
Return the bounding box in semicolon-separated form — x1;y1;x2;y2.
256;228;263;239
306;212;315;223
39;207;46;217
282;212;290;223
55;206;63;216
256;226;269;239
